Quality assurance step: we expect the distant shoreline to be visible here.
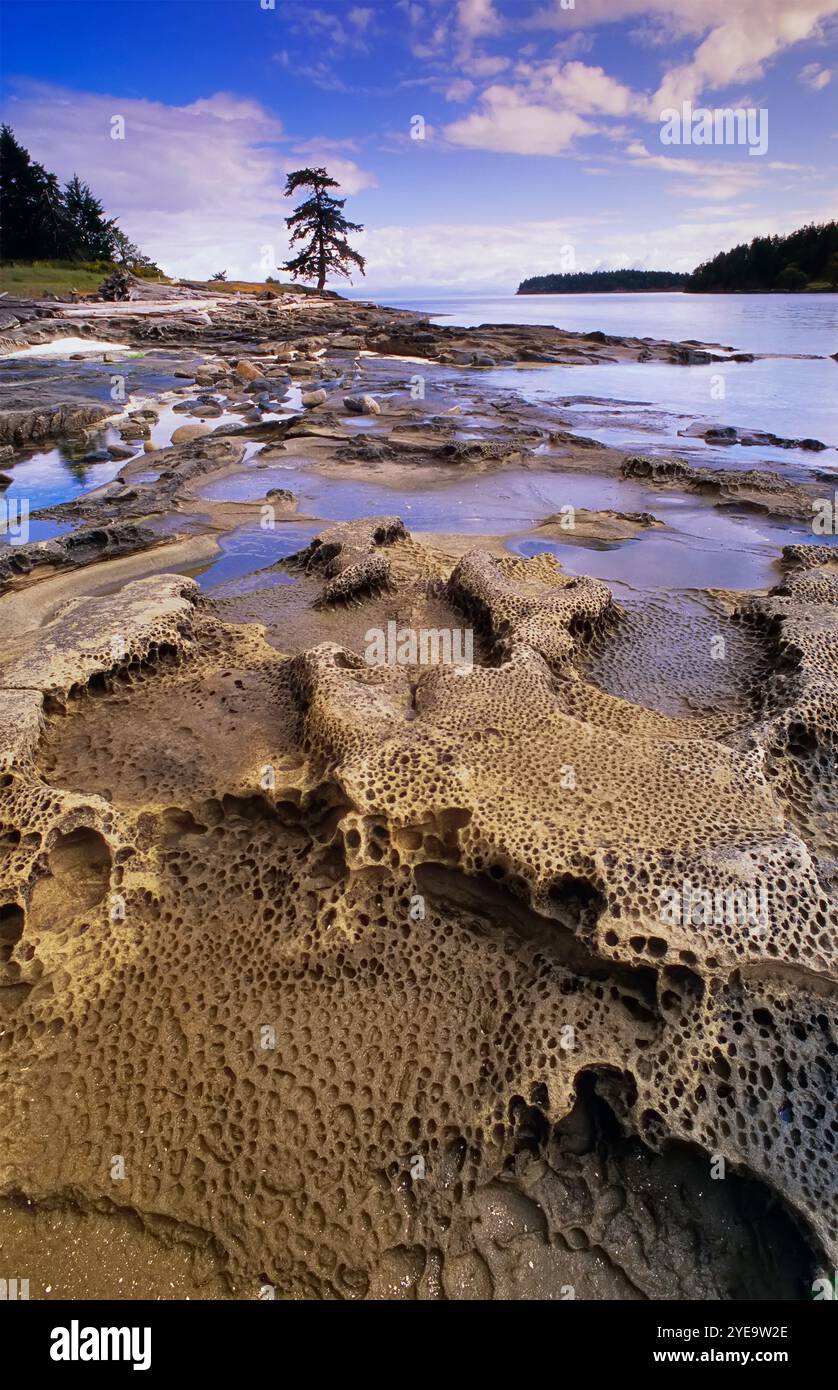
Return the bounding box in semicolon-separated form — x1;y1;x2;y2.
517;286;837;296
517;287;684;296
518;270;687;295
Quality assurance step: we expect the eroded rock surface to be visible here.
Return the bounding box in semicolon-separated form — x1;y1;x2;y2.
0;524;834;1300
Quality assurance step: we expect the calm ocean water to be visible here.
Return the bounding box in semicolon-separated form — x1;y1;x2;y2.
377;290;838;358
369;290;838;457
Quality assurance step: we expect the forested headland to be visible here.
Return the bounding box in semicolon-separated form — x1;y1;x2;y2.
517;269;688;294
518;223;838;295
685;222;838;292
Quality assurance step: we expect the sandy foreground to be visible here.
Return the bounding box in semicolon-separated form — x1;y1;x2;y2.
0;288;835;1300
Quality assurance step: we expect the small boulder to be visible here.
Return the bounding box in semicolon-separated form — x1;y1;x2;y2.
235;359;263;382
286;360;322;377
170;423;212;445
194;366;226;386
344;394;380;415
302;389;328;408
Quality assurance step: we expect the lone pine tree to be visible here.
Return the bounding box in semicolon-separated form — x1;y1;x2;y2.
281;167;365;293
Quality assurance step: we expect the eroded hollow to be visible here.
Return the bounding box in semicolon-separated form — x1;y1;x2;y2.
415;862;657;1005
0;904;24;964
45;827;111;908
478;1070;819;1302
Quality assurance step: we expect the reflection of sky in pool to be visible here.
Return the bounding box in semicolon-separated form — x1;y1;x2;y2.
195;460;837;594
187;522;318;592
0;353;300;512
1;442;126;511
512;532;778;594
2;341;834;595
200;463;664;530
0;515;74;546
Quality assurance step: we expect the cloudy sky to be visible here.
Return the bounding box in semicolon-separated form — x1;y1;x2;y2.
2;0;837;291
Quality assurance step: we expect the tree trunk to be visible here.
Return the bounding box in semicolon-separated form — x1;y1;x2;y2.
316;190;326;292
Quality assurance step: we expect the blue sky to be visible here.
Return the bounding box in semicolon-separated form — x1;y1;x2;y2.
2;0;837;289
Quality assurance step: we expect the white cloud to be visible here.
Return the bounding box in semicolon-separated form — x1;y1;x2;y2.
620;141;807;200
289;137;378;194
523;0;838;107
464;54;511;78
433;0;838;160
654;3;838;108
349;6;374;31
547;32;597;61
288;4;372;50
800;62;833;89
357;218;587;288
397;0;424;25
457;0;503;39
441;54;640;156
515;58;641;115
445;78;476;102
445;84;593;154
181;94;272;124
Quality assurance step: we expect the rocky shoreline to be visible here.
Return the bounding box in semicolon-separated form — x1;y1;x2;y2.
0;288;835;1301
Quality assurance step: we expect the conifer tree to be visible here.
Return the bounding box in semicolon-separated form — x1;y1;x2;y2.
63;175;118;259
281;167;365;292
1;124;69;258
0;125;157;268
